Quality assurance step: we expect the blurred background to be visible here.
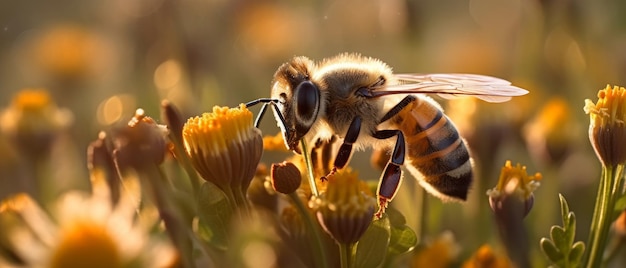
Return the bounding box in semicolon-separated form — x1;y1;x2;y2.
1;0;625;265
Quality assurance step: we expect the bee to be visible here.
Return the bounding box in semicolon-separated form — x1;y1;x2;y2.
247;53;528;217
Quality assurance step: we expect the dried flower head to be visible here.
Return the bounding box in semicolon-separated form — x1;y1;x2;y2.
584;85;626;167
310;168;375;244
160;99;185;145
111;109;169;171
0;89;72;158
87;131;120;204
182;104;263;193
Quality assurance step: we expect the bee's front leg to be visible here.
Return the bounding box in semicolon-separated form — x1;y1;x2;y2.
321;116;362;181
372;129;405;218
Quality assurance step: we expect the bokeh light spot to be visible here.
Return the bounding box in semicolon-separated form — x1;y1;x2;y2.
154;59;182;90
241;241;277;268
96;94;136;126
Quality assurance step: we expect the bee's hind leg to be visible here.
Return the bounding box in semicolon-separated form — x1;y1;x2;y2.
321;116;362;181
372;129;405;218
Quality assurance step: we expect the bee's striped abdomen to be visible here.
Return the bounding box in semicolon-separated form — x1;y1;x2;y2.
391;97;472;200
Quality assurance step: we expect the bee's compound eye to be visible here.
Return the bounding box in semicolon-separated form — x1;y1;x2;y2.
293;81;320;123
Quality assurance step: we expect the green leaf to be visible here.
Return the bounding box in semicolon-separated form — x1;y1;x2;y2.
355;216;391;268
559;194;570;226
569;242;585;265
550;226;569;253
540;194;585;268
196;181;233;250
540;238;563;263
613;194;626;220
387;225;417;256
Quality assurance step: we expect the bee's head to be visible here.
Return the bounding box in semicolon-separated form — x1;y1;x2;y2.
271;56;320;153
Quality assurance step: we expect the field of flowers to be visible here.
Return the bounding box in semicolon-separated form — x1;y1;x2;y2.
1;1;626;267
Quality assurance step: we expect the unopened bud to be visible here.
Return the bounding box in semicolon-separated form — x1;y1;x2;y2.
270;161;302;194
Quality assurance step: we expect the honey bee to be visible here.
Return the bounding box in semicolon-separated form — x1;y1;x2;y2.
246;53;528;217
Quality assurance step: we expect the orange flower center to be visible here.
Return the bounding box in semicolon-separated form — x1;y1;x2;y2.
50;221;122;268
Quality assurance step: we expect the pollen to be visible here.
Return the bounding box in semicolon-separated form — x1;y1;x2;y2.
490;161;542;200
183;104;255;157
584;85;626;167
584;85;626;127
50;221;122;268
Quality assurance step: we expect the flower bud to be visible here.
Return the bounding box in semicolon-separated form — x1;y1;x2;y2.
270;161;302;194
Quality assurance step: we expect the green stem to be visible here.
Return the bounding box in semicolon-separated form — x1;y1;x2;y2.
300;139;319;197
233;187;251;217
289;192;329;268
149;166;195;268
168;129;202;195
339;243;354;268
415;184;426;245
585;164;624;268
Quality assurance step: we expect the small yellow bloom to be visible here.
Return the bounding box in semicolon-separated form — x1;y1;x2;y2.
182;104;263;193
0;89;72;157
30;24;108;80
412;231;460;268
584;85;626;167
309;168;375;244
488;161;542;201
487;161;541;220
524;97;578;163
462;244;512;268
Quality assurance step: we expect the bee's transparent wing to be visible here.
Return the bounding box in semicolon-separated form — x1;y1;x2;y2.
380;73;528;103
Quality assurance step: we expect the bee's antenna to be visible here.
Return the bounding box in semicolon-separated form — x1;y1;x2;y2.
244;98;289;132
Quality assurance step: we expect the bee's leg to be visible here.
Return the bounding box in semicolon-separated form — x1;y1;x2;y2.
321;117;362;181
372;129;405;218
310;136;338;176
377;95;416;123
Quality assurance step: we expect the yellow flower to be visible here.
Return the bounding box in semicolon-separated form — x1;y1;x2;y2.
0;89;72;157
182;104;263;194
486;161;539;267
488;161;542;201
524;97;579;163
0;175;175;268
584;85;626;167
309;168;375;244
263;132;290;152
412;231;460;268
29;24;109;81
462;244;512;268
